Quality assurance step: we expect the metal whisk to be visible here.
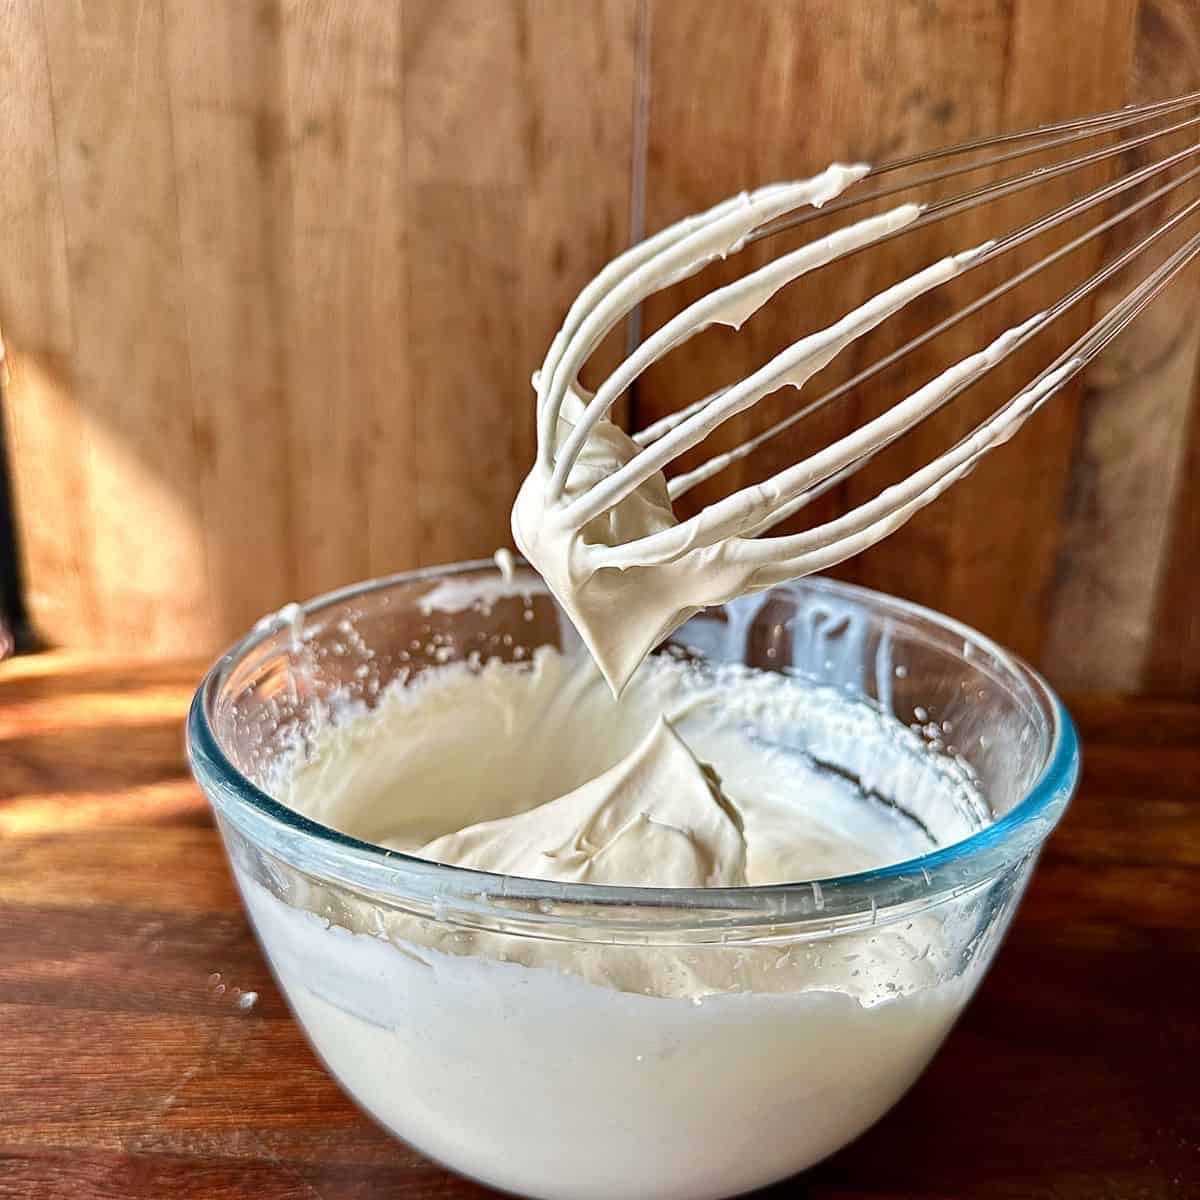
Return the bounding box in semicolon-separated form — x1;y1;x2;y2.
515;91;1200;689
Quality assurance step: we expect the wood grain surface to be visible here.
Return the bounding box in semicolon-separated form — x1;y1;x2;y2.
164;0;302;637
38;0;216;651
1146;377;1200;698
0;0;95;645
0;0;636;652
1042;0;1200;693
1;0;1197;700
0;651;1197;1199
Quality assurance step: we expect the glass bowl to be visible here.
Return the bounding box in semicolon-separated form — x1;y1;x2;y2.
187;561;1079;1200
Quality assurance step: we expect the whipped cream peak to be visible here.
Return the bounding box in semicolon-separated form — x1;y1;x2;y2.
418;712;748;888
513;385;690;694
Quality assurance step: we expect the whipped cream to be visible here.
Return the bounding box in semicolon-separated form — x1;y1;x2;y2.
244;869;976;1200
514;166;1073;694
254;646;989;1199
278;646;980;894
419;716;749;888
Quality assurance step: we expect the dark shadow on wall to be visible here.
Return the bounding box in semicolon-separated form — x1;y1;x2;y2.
0;348;34;656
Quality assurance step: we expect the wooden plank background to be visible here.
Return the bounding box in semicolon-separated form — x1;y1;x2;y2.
1;0;1196;698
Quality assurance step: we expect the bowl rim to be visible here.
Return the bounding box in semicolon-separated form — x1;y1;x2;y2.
187;560;1081;932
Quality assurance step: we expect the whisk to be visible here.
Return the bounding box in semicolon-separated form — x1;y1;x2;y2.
513;91;1200;691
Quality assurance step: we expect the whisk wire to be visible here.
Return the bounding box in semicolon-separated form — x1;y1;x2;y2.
526;90;1200;612
738;194;1200;531
669;145;1200;498
871;88;1200;174
551;105;1200;511
753;91;1200;242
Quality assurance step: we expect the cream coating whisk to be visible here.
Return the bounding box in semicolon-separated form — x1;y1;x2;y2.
514;92;1200;689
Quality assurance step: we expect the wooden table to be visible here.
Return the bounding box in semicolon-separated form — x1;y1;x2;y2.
1;652;1197;1199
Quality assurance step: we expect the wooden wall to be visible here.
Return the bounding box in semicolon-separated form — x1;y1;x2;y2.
1;0;1197;698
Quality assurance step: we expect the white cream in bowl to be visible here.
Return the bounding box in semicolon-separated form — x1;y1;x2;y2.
247;644;990;1200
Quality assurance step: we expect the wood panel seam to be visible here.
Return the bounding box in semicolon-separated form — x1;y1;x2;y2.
624;0;652;435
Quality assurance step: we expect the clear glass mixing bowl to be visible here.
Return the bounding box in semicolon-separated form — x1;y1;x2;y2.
187;562;1079;1200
